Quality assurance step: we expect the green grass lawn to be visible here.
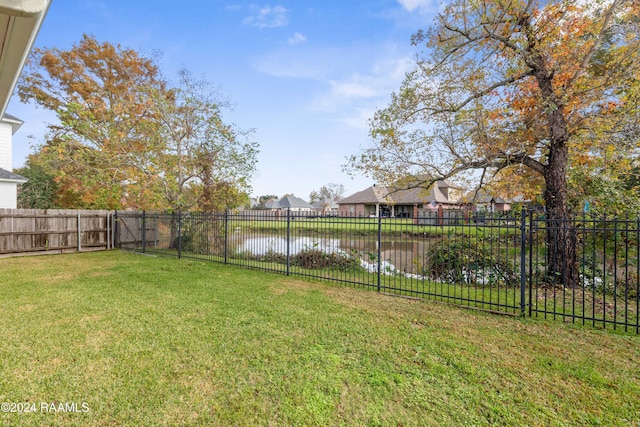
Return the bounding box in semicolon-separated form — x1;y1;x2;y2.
0;251;638;426
225;216;521;238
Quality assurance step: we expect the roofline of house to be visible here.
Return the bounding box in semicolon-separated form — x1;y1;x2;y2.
0;176;27;183
2;113;23;134
0;0;52;117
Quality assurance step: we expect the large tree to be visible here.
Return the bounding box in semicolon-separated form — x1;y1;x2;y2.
148;68;258;212
18;34;164;209
347;0;640;285
309;183;345;204
18;34;258;211
252;194;278;210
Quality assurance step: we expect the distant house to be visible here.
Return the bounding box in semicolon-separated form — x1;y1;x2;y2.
473;194;511;213
0;0;52;208
457;189;513;213
0;114;26;208
338;180;462;218
267;195;313;213
311;197;339;216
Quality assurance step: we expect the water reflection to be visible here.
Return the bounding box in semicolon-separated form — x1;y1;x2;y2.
231;234;431;276
237;236;343;256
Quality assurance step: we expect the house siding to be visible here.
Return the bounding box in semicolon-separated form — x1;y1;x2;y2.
0;121;12;171
339;203;369;217
0;181;17;208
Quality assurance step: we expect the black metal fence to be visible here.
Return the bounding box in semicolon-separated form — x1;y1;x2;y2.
115;209;639;333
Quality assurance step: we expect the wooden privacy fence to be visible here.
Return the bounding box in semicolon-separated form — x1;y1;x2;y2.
0;209;115;256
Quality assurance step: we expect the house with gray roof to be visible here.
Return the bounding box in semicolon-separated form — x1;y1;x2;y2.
338;180;462;218
266;195;313;213
311;197;339;216
459;189;511;213
0;114;27;208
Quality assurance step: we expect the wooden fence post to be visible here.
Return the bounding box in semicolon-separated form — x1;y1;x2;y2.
77;211;82;252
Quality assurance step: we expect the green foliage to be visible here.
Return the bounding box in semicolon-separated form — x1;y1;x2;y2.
423;238;519;287
252;194;278;209
150;68;259;212
346;0;640;224
233;247;361;271
258;249;287;264
18;35;258;211
14;156;59;209
292;249;360;271
175;217;224;256
568;164;640;216
579;252;639;299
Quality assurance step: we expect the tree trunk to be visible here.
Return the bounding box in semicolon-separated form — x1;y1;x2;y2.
544;142;578;287
533;53;578;287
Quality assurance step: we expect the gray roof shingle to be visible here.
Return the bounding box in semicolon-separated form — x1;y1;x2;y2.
268;195;313;209
277;195;312;209
340;181;454;205
338;186;393;205
0;167;27;182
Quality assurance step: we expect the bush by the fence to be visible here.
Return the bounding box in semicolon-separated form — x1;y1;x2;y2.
422;238;519;287
292;249;361;271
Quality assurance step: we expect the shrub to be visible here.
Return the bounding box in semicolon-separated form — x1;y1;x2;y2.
173;216;224;256
422;238;518;287
292;249;361;271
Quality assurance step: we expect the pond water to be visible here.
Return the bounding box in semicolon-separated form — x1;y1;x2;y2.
230;233;433;277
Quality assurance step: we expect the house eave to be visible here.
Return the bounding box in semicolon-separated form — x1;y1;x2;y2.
0;0;51;117
2;112;22;133
0;176;27;183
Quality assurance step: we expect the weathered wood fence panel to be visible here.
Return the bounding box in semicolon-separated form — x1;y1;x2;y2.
114;211;159;250
0;209;114;256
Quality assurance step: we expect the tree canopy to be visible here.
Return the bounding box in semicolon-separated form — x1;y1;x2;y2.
15;153;59;209
346;0;639;215
18;34;258;211
252;194;278;210
345;0;640;285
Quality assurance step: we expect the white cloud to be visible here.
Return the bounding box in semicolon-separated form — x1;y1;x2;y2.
253;42;415;130
337;106;377;130
397;0;438;14
312;53;414;114
330;79;378;99
243;4;289;29
288;32;307;45
225;4;242;12
252;48;341;79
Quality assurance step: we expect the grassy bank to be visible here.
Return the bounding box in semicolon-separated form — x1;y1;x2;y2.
0;251;638;426
225;216;521;238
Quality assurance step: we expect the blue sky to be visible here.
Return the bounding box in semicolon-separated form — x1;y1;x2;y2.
9;0;441;200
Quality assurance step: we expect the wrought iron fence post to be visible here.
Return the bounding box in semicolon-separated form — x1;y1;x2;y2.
520;207;527;316
286;208;291;276
377;209;382;292
177;210;182;259
224;210;229;265
141;210;146;253
528;209;534;317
